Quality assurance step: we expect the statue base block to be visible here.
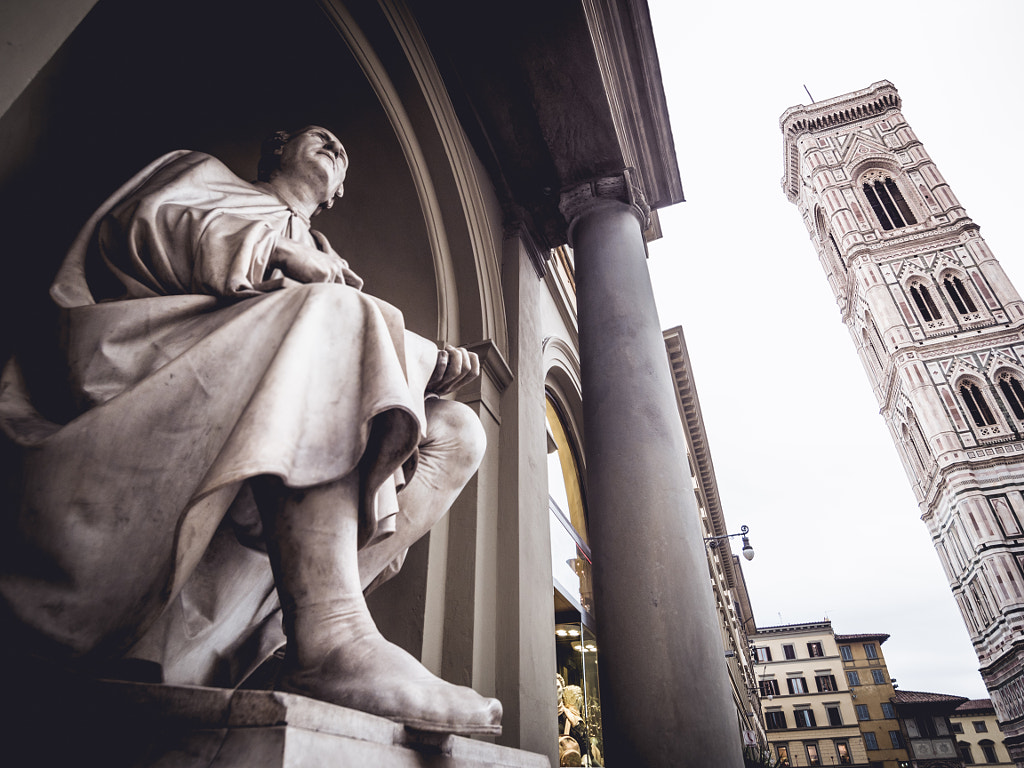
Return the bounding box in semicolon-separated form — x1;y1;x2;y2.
6;677;547;768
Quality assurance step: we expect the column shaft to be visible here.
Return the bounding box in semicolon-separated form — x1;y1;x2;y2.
574;199;743;767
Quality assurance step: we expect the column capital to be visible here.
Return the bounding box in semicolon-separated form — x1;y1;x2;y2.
558;169;651;248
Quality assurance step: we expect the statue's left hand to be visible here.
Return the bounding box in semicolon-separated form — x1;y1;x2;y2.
426;344;480;395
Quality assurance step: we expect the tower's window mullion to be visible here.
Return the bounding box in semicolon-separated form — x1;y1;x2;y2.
864;183;894;230
885;178;917;226
875;180;906;228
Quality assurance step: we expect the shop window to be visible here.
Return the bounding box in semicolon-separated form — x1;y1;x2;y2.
815;674;838;692
871;669;886;684
863;175;917;230
807;641;824;657
788;677;808;694
805;742;821;766
998;374;1024;420
839;645;853;661
794;709;816;728
760;679;781;697
944;275;978;315
960;381;997;428
856;704;870;721
827;706;843;726
765;710;787;730
910;283;942;322
555;624;603;766
835;741;851;764
783;643;796;659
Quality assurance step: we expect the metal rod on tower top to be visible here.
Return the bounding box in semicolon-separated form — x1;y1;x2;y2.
804;84;814;102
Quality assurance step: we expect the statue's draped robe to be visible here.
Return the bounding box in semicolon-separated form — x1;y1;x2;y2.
0;151;438;683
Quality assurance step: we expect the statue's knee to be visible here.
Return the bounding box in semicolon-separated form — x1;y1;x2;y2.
424;399;486;479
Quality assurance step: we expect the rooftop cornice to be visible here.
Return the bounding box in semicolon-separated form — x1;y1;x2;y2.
780;80;902;203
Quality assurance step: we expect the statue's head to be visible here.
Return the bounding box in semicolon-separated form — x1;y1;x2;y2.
258;126;349;212
563;684;583;712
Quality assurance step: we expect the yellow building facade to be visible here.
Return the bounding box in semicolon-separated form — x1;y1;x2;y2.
834;633;909;767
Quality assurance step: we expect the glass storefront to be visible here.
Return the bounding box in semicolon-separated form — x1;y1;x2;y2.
548;398;604;766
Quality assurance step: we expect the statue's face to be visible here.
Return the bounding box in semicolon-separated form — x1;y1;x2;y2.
277;126;348;203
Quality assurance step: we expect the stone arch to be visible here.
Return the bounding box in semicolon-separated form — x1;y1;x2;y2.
321;0;508;356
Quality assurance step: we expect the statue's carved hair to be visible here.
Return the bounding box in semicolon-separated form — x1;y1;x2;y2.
257;130;293;182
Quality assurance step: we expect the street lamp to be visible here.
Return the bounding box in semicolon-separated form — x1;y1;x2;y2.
704;524;755;561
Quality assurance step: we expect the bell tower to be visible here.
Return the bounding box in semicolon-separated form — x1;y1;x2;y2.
781;81;1024;761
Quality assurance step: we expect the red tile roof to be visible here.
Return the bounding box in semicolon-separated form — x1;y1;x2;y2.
954;699;995;713
894;690;969;705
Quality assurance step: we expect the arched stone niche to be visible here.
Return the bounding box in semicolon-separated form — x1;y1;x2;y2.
0;0;451;367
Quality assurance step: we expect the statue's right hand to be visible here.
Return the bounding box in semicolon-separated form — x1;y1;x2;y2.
271;239;356;286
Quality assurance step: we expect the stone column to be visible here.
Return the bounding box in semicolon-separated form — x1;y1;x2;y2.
561;172;743;767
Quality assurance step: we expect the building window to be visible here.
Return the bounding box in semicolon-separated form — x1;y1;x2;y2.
890;730;905;749
951;721;964;734
871;669;886;684
863;175;917;230
944;275;979;315
839;645;853;661
980;740;998;762
815;674;838;693
881;703;896;720
788;677;808;695
777;745;790;766
863;643;878;659
960;742;975;764
847;671;861;686
765;710;787;730
910;283;942;322
916;716;938;738
856;704;870;721
760;679;780;697
754;646;772;663
807;642;824;657
973;720;988;733
794;709;817;728
783;644;796;660
998;374;1024;420
826;705;843;726
864;732;878;750
960;381;997;428
835;740;851;764
805;742;821;766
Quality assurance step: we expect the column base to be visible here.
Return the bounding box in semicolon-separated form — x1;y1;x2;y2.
5;676;547;768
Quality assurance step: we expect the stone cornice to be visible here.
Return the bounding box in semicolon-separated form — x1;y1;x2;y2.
780;80;902;203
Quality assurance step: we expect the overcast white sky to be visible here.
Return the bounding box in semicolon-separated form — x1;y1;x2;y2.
644;0;1024;700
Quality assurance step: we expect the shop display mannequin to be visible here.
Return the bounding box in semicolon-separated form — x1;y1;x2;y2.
0;126;501;735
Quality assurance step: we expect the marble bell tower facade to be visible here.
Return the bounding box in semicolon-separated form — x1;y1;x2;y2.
781;81;1024;760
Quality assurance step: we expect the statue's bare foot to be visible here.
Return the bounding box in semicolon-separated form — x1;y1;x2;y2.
276;617;502;735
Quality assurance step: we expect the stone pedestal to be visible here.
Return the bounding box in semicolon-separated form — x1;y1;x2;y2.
6;677;548;768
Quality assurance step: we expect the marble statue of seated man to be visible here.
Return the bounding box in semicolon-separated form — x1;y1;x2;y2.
0;126;501;735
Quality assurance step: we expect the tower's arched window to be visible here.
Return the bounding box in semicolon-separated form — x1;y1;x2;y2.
960;381;997;428
943;275;978;315
910;283;942;322
862;173;917;230
998;373;1024;420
